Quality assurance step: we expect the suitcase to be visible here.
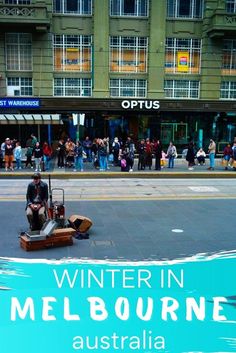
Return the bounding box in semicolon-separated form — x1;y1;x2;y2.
20;227;76;251
68;215;93;233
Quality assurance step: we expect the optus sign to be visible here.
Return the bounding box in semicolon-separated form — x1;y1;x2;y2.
121;100;160;110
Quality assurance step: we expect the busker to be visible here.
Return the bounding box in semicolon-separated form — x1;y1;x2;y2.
26;172;48;230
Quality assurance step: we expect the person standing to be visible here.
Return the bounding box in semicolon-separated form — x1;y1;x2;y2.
145;138;153;170
31;133;37;148
222;143;232;170
138;139;146;170
154;139;162;171
208;139;216;171
186;142;195;170
112;137;120;166
33;142;43;172
166;141;177;168
65;138;75;168
0;140;5;168
14;141;22;170
57;139;65;168
73;141;84;172
98;139;107;171
25;145;33;169
82;136;92;162
4;138;14;171
42;142;52;171
231;142;236;170
125;136;135;172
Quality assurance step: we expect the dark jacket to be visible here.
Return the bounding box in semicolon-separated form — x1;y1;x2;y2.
74;145;83;158
186;146;195;163
26;181;48;207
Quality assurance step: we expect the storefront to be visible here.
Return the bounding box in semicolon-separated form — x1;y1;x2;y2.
1;97;236;151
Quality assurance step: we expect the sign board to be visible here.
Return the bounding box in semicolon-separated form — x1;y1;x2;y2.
177;51;189;72
121;100;160;110
0;98;40;109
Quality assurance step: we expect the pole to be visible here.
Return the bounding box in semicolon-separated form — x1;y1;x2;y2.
48;124;51;145
76;114;80;141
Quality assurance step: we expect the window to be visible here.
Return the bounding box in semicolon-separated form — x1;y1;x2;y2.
53;0;92;14
7;77;32;96
165;38;201;74
110;78;146;97
220;81;236;99
110;0;148;17
110;36;148;73
222;40;236;75
53;35;92;72
164;80;199;98
54;78;92;96
167;0;203;19
4;0;31;4
5;33;32;71
226;0;236;13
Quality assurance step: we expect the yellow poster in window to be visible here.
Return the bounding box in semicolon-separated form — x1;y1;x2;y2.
177;51;189;72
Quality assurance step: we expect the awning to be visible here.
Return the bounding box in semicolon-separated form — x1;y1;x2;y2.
0;114;62;125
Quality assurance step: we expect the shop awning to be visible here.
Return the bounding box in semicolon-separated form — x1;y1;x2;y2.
0;114;62;125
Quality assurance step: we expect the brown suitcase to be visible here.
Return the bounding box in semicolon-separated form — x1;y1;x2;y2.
20;228;76;251
68;215;93;233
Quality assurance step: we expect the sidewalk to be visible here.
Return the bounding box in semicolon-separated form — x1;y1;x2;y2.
0;158;236;178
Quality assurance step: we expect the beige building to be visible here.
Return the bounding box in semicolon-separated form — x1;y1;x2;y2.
0;0;236;150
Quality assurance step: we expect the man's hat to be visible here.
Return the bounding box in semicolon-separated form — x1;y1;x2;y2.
32;172;41;179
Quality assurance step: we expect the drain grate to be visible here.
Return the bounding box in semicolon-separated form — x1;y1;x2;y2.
91;240;115;247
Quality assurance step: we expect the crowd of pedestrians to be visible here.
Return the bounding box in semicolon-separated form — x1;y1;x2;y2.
1;134;236;173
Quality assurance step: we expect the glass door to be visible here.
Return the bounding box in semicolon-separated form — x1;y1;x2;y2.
161;123;188;144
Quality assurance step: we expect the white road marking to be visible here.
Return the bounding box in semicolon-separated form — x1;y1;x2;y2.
172;229;184;233
188;186;219;192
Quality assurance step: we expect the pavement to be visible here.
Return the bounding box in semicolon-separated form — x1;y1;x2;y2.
0;178;235;261
0;158;236;179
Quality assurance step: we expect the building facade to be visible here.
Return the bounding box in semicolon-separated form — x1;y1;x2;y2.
0;0;236;150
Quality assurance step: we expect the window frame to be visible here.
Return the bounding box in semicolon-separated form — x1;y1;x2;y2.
164;80;200;99
5;33;32;72
110;78;147;97
226;0;236;13
220;81;236;100
53;0;92;15
222;39;236;75
165;38;202;74
53;77;92;97
167;0;203;19
7;77;33;96
110;0;148;17
53;34;92;72
4;0;31;4
110;36;148;73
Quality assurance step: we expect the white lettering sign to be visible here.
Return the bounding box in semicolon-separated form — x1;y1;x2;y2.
121;100;160;110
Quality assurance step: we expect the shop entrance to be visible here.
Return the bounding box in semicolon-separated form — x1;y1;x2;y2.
160;123;188;145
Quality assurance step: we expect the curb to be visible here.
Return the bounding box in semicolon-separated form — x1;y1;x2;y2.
0;171;236;179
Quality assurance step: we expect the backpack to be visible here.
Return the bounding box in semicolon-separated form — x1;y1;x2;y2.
121;159;127;168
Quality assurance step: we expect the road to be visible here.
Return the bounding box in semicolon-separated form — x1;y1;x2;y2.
0;178;235;260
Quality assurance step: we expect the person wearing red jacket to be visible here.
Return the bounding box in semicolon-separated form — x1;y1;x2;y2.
223;143;232;170
42;142;52;171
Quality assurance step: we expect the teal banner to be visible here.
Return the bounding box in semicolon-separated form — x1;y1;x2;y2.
0;253;236;352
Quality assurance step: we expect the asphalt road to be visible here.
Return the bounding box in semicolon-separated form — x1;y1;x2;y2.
0;178;235;261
